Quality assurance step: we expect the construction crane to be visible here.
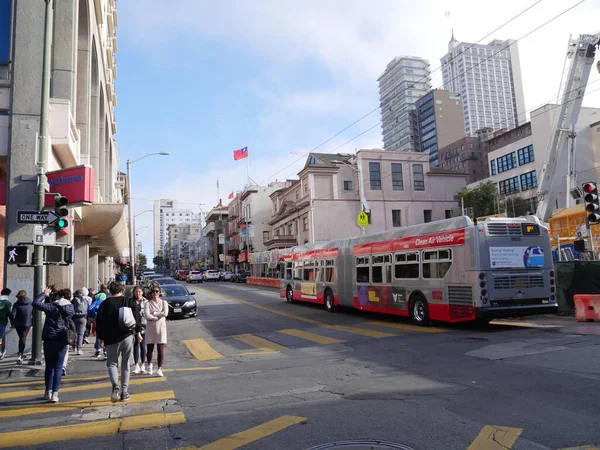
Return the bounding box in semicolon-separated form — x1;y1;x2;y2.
535;33;600;222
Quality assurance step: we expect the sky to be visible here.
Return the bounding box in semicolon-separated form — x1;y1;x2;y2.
114;0;600;259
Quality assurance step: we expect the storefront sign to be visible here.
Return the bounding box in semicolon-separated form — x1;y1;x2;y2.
44;165;94;207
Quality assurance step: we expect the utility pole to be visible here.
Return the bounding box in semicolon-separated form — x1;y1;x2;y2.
31;0;54;365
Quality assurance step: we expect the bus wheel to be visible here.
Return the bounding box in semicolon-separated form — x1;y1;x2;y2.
286;286;294;304
324;289;335;313
410;296;429;326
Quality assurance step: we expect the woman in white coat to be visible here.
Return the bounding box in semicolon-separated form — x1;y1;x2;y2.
144;287;168;377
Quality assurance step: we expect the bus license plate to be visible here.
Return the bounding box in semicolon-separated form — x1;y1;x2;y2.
174;308;182;313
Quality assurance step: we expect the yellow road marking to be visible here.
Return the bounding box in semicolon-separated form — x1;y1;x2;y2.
467;425;523;450
0;374;107;389
232;350;279;356
324;325;395;338
183;338;224;361
279;328;345;345
233;334;286;352
490;320;562;329
364;321;447;333
0;390;175;419
0;411;185;448
0;377;165;401
163;367;221;373
227;296;323;326
197;415;306;450
558;446;600;450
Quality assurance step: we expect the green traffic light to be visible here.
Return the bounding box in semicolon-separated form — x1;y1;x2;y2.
55;218;68;230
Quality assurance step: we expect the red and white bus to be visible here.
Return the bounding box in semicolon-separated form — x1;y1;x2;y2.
279;216;557;325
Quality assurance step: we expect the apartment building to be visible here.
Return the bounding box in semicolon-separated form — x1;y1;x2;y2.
153;198;194;257
203;205;229;269
438;134;491;184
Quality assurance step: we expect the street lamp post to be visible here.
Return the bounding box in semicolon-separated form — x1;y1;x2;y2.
127;152;168;285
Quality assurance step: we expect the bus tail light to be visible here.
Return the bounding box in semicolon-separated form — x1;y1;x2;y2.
551;294;556;301
550;278;555;285
479;272;486;280
550;270;555;277
480;281;486;288
550;286;555;293
482;297;488;304
481;289;487;297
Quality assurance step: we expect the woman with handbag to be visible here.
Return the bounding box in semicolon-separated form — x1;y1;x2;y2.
131;286;148;374
145;287;169;377
32;287;75;403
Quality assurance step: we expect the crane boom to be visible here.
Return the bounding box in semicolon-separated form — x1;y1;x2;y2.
535;33;600;222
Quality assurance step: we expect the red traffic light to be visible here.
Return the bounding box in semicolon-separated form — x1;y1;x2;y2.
583;182;597;193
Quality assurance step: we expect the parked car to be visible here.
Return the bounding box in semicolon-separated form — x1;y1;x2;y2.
187;270;204;283
220;271;233;281
150;277;178;286
204;270;220;281
232;270;250;283
161;284;197;318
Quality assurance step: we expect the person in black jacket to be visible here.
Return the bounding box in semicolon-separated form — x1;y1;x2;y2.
32;287;75;403
96;281;142;403
10;290;33;364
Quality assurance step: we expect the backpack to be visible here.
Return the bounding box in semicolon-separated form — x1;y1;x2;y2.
58;309;77;347
87;299;102;319
72;297;88;318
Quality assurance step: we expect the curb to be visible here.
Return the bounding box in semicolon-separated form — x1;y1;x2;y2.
0;366;44;379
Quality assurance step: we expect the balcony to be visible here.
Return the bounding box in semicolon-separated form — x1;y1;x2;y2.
49;98;80;167
264;234;297;250
203;222;216;235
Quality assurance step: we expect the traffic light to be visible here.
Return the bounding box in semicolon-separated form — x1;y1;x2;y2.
583;182;600;223
54;195;69;232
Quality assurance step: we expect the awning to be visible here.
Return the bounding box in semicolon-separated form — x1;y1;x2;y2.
74;204;129;257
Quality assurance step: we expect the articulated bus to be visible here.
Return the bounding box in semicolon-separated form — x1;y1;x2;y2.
279;216;557;325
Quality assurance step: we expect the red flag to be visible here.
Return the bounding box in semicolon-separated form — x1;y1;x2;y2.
228;191;234;199
233;147;248;161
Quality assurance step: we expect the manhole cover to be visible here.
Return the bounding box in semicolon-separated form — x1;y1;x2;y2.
453;337;489;343
307;440;417;450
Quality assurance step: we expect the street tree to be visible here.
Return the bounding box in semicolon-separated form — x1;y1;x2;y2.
137;253;147;268
454;181;497;218
153;255;164;267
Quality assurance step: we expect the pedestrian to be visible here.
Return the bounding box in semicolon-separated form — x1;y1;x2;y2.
131;286;147;374
145;286;169;377
81;288;93;345
89;289;107;359
56;289;74;376
71;290;90;355
95;281;142;403
10;290;33;364
0;288;12;359
32;287;75;403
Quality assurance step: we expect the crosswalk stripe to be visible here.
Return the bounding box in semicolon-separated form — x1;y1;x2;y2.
0;411;186;448
364;321;447;333
233;334;286;352
490;320;563;329
324;325;396;338
184;338;224;361
163;367;221;373
558;446;600;449
0;377;165;401
467;425;523;450
279;328;345;345
196;415;306;450
0;390;175;419
0;374;107;389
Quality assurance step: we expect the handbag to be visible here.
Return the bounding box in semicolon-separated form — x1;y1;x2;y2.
119;306;136;332
59;310;76;347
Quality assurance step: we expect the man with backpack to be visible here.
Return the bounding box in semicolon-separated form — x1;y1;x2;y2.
0;288;12;360
71;290;90;355
96;281;142;403
88;291;107;359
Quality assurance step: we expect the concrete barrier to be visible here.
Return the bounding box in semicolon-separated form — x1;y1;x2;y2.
247;277;279;288
574;294;600;322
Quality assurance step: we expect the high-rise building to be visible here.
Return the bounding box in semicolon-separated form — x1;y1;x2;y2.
379;56;431;152
153;199;194;257
441;33;526;137
415;90;465;165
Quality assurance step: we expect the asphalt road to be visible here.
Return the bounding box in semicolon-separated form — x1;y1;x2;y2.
0;280;598;450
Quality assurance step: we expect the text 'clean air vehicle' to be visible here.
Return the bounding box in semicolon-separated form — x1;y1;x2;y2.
279;216;557;325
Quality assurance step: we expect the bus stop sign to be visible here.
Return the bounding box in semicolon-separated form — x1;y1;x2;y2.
357;211;369;227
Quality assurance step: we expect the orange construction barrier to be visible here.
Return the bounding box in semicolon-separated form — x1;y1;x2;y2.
574;294;600;322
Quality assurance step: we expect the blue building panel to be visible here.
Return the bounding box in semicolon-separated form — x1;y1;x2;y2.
0;0;11;63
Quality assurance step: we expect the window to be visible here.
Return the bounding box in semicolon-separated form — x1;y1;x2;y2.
445;210;452;219
303;216;308;231
304;182;309;193
520;170;538;190
394;252;419;279
369;162;381;190
303;261;315;281
413;164;425;190
496;152;517;173
325;260;336;283
423;210;432;223
371;254;392;284
490;159;497;176
422;249;453;279
498;176;520;194
356;256;370;283
392;210;402;227
517;145;534;165
391;163;403;190
344;180;353;191
287;223;293;235
296;190;300;199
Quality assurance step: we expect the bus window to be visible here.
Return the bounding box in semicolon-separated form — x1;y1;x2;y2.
325;259;336;283
372;266;383;283
304;260;315;281
356;256;370;283
285;262;293;280
422;249;453;279
294;260;303;281
394;252;419;279
372;254;392;284
315;262;323;282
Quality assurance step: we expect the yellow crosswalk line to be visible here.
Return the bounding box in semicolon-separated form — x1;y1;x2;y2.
324;324;395;338
0;376;165;401
197;415;306;450
184;338;224;361
364;321;447;333
467;425;523;449
233;334;286;352
0;390;175;419
558;446;600;450
163;367;221;373
0;374;106;389
0;411;185;448
279;328;344;345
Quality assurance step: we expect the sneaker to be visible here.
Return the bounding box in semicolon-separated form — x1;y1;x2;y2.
103;352;108;361
157;368;164;377
110;385;121;403
121;392;131;402
16;355;22;365
0;350;6;360
83;338;89;345
133;364;141;375
62;367;67;377
141;364;147;374
44;391;52;401
147;363;153;375
50;392;59;403
95;351;101;358
76;349;82;356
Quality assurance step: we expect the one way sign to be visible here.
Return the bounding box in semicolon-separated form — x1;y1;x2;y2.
17;210;60;225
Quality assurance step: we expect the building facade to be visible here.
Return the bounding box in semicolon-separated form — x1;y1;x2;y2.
415;89;465;166
153;198;194;257
167;222;202;269
378;56;431;152
4;0;126;293
203;205;228;269
441;33;526;137
438;135;491;184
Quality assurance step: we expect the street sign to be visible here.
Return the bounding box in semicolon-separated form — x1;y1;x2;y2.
357;211;369;227
6;246;29;264
33;225;56;246
17;210;60;225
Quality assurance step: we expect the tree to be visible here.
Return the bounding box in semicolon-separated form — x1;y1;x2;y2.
454;181;497;218
153;255;164;267
136;253;147;268
503;196;536;217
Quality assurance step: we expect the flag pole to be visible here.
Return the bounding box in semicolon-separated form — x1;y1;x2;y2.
246;146;250;186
